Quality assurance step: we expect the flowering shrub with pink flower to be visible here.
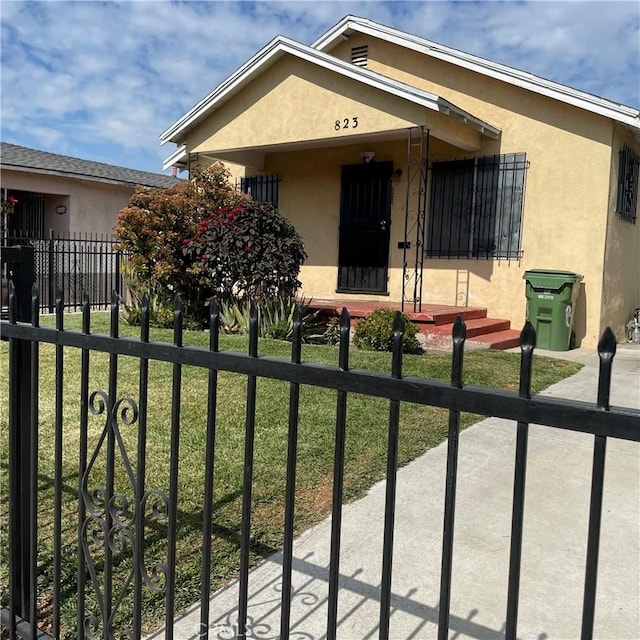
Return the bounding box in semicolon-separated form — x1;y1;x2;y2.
183;200;306;302
1;195;18;215
115;163;306;325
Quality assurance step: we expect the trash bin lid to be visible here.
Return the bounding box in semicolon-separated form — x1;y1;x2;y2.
523;269;583;288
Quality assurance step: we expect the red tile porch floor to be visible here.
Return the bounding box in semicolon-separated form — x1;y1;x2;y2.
305;298;521;350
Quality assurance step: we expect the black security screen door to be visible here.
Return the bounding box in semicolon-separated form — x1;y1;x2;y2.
338;161;393;293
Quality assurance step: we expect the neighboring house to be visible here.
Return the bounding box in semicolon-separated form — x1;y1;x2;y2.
160;15;640;347
0;142;181;238
1;143;183;311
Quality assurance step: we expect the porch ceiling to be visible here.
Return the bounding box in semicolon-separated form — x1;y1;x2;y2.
195;127;448;171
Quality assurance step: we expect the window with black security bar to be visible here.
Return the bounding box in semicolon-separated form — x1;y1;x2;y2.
427;153;529;259
2;192;45;239
238;174;279;206
616;144;639;223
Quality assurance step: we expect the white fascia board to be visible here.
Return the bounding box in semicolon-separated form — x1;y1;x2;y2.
160;35;499;147
162;145;188;171
310;15;358;49
159;36;442;144
284;41;442;109
314;16;640;132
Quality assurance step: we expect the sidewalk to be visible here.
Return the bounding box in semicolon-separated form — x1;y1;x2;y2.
159;346;639;640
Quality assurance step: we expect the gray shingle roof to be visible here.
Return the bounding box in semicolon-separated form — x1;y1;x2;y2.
0;142;182;189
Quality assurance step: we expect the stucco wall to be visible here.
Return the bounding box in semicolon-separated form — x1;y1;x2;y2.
601;126;640;342
186;55;483;156
328;35;618;347
263;136;529;312
266;140;415;301
2;169;134;236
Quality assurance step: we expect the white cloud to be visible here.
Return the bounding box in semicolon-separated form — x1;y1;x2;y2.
1;0;638;173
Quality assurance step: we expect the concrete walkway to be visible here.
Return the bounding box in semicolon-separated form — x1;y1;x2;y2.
158;345;639;640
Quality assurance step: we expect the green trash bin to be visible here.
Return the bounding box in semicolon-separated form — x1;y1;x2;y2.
523;269;583;350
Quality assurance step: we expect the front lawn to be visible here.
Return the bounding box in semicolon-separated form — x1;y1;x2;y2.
0;312;581;637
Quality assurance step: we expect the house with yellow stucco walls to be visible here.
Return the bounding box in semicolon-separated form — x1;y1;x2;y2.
160;15;640;349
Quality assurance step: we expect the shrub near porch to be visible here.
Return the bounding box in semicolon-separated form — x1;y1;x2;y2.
183;200;306;306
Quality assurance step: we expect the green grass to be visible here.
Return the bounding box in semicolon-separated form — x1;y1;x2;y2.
0;312;581;637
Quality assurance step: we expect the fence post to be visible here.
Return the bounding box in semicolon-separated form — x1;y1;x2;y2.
115;250;122;298
6;245;35;627
48;232;55;314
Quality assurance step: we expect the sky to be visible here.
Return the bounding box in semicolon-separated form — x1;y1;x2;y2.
1;0;639;176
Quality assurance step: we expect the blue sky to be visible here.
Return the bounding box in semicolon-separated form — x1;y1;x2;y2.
1;1;638;175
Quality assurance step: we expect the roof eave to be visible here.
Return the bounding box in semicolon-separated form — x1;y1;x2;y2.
162;145;188;171
160;35;289;145
437;98;501;140
313;15;640;132
310;15;359;50
160;36;500;147
1;164;168;189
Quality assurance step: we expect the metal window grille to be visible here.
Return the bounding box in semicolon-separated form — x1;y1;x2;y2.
238;174;280;206
616;144;639;223
2;193;45;238
351;45;368;67
427;153;529;260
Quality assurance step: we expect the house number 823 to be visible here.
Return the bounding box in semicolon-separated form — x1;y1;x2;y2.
334;117;359;130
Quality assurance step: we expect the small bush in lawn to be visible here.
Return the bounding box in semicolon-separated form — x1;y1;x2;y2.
353;308;422;354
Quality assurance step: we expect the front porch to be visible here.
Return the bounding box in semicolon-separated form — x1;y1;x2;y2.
305;297;522;350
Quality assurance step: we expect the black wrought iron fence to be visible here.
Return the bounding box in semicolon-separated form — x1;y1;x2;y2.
2;269;639;639
1;232;125;312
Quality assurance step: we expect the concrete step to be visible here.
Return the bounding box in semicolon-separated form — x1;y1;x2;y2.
469;329;522;350
420;328;521;351
420;306;487;326
417;318;520;351
305;298;519;350
306;299;488;326
421;317;511;338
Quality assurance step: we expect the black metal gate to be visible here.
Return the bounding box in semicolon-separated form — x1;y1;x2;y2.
337;162;393;294
1;232;125;312
2;256;639;639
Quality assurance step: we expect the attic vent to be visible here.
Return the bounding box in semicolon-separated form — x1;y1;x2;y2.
351;45;368;67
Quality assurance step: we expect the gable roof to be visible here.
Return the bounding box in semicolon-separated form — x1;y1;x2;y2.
159;35;500;147
313;15;640;132
0;142;182;189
